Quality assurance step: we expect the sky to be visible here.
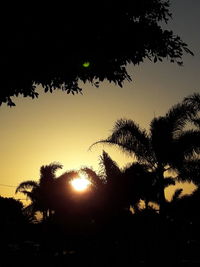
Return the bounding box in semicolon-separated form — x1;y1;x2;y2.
0;0;200;203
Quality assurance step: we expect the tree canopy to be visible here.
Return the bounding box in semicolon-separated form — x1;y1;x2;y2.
0;1;193;106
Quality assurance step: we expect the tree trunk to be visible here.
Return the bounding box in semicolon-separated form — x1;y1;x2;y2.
43;210;47;221
157;166;166;216
144;199;149;210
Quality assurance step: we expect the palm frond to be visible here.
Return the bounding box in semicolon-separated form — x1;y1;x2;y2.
177;158;200;185
183;93;200;132
81;167;104;187
166;102;196;136
150;116;174;163
150;101;196;156
123;162;158;204
98;151;123;186
56;170;78;185
165;93;200;137
20;190;34;199
174;129;200;160
123;162;150;176
40;162;63;184
15;180;38;194
183;93;200;114
192;118;200;128
171;188;183;202
91;119;154;165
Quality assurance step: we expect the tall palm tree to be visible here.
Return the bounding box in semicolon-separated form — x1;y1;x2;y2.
98;151;126;214
91;93;200;215
15;162;62;221
83;151;156;216
175;94;200;188
122;162;160;211
98;151;156;212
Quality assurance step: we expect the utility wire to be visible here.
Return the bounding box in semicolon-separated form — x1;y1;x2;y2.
0;183;17;188
0;184;28;201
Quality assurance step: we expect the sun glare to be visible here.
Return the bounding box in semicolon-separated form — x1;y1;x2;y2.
70;175;91;192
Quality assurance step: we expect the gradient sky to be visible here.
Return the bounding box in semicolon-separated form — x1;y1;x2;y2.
0;0;200;202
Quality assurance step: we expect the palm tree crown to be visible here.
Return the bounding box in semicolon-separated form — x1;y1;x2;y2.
91;93;200;214
15;162;62;220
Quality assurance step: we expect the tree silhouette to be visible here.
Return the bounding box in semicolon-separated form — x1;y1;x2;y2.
50;170;83;219
50;153;129;228
1;1;193;106
79;152;158;219
15;162;62;221
122;162;161;211
174;94;200;187
0;196;24;225
0;196;35;252
82;151;132;217
165;186;200;260
91;93;200;215
97;151;158;213
98;151;125;213
98;151;172;213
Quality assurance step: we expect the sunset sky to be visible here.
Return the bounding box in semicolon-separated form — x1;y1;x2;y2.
0;1;200;202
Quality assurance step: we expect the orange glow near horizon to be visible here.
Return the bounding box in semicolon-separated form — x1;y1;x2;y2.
1;0;200;202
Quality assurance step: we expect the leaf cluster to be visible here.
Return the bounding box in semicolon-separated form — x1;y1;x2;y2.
0;1;193;106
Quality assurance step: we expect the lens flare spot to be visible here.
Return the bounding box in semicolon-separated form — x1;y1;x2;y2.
82;61;90;68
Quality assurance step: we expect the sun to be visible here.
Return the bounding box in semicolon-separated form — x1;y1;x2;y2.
70;174;91;192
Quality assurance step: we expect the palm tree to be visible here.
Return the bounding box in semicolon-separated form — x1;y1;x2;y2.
15;162;62;221
100;151;174;212
122;162;159;211
83;151;156;216
98;151;155;213
98;151;126;214
91;93;200;215
175;95;200;188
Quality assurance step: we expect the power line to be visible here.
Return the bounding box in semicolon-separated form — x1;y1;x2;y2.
0;183;28;202
0;183;17;188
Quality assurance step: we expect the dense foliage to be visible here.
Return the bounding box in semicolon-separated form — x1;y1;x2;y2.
0;0;193;106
